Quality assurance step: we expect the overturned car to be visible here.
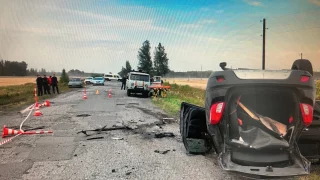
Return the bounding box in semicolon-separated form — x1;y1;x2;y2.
180;60;317;178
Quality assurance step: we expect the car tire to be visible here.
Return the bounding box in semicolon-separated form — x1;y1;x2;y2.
127;89;131;96
291;59;313;76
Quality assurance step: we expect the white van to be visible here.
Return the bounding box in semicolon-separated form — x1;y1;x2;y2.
126;71;150;97
104;74;121;81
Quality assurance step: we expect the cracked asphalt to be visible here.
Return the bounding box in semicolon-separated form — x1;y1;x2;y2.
0;81;253;180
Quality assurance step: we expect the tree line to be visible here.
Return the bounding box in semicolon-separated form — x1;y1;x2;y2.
118;40;170;77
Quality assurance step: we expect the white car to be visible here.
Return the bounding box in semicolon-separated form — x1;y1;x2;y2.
104;74;121;81
84;77;94;84
126;71;150;97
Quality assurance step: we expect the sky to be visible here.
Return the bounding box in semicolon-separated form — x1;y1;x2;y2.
0;0;320;73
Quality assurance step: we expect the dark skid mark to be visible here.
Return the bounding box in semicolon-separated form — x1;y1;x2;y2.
127;106;170;122
76;114;91;117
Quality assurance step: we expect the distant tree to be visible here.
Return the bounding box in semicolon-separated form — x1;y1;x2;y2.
118;60;133;77
60;69;69;83
125;61;132;73
137;40;152;74
153;43;170;76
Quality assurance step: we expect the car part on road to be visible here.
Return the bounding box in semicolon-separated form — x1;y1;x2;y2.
76;114;91;117
154;132;175;138
154;150;170;154
77;125;134;136
179;61;317;178
86;137;104;140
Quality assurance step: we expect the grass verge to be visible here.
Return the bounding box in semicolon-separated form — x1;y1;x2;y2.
152;82;205;118
0;83;71;111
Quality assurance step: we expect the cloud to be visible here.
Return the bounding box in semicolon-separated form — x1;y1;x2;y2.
243;0;263;6
309;0;320;6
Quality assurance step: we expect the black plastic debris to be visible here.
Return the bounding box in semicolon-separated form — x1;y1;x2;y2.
112;169;116;173
154;150;170;154
154;132;175;138
125;172;132;175
76;114;91;117
86;137;104;140
77;125;133;136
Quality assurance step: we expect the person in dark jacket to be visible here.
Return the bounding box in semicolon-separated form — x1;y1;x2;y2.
121;76;127;90
51;74;60;94
36;75;43;96
43;75;51;95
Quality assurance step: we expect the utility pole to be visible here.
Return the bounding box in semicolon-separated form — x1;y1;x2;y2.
300;53;303;59
262;18;266;70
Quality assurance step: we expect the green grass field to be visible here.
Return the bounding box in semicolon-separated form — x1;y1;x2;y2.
0;83;71;110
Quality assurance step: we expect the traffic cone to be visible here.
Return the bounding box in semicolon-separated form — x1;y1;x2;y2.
34;103;42;116
96;90;99;95
83;93;87;99
2;125;24;138
108;89;112;94
44;100;50;107
108;93;112;98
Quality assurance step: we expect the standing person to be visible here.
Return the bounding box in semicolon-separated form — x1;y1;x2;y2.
121;76;127;90
42;75;50;95
48;75;52;92
36;75;43;96
52;74;60;94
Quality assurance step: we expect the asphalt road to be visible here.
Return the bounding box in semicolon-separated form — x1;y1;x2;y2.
0;81;281;180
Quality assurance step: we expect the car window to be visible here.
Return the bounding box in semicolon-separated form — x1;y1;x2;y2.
130;74;150;82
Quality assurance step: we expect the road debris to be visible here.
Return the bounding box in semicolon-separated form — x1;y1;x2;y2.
76;114;91;117
77;125;134;136
112;169;116;173
86;137;104;140
125;172;132;175
154;132;175;138
154;150;170;154
112;137;124;140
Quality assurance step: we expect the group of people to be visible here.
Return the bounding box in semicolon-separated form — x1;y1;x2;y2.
36;74;59;96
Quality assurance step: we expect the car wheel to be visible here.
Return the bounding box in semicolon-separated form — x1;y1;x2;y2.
291;59;313;76
127;89;131;96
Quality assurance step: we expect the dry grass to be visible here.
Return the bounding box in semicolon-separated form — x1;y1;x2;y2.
164;78;207;90
0;77;36;86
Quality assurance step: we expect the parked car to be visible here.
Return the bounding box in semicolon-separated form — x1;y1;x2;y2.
92;77;105;86
84;77;94;84
68;78;83;88
126;71;150;97
179;60;316;179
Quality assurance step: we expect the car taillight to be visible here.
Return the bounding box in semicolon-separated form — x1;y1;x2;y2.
216;76;225;83
209;102;226;125
300;103;313;127
300;76;310;82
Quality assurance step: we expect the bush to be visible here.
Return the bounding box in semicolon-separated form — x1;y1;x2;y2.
60;69;69;83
